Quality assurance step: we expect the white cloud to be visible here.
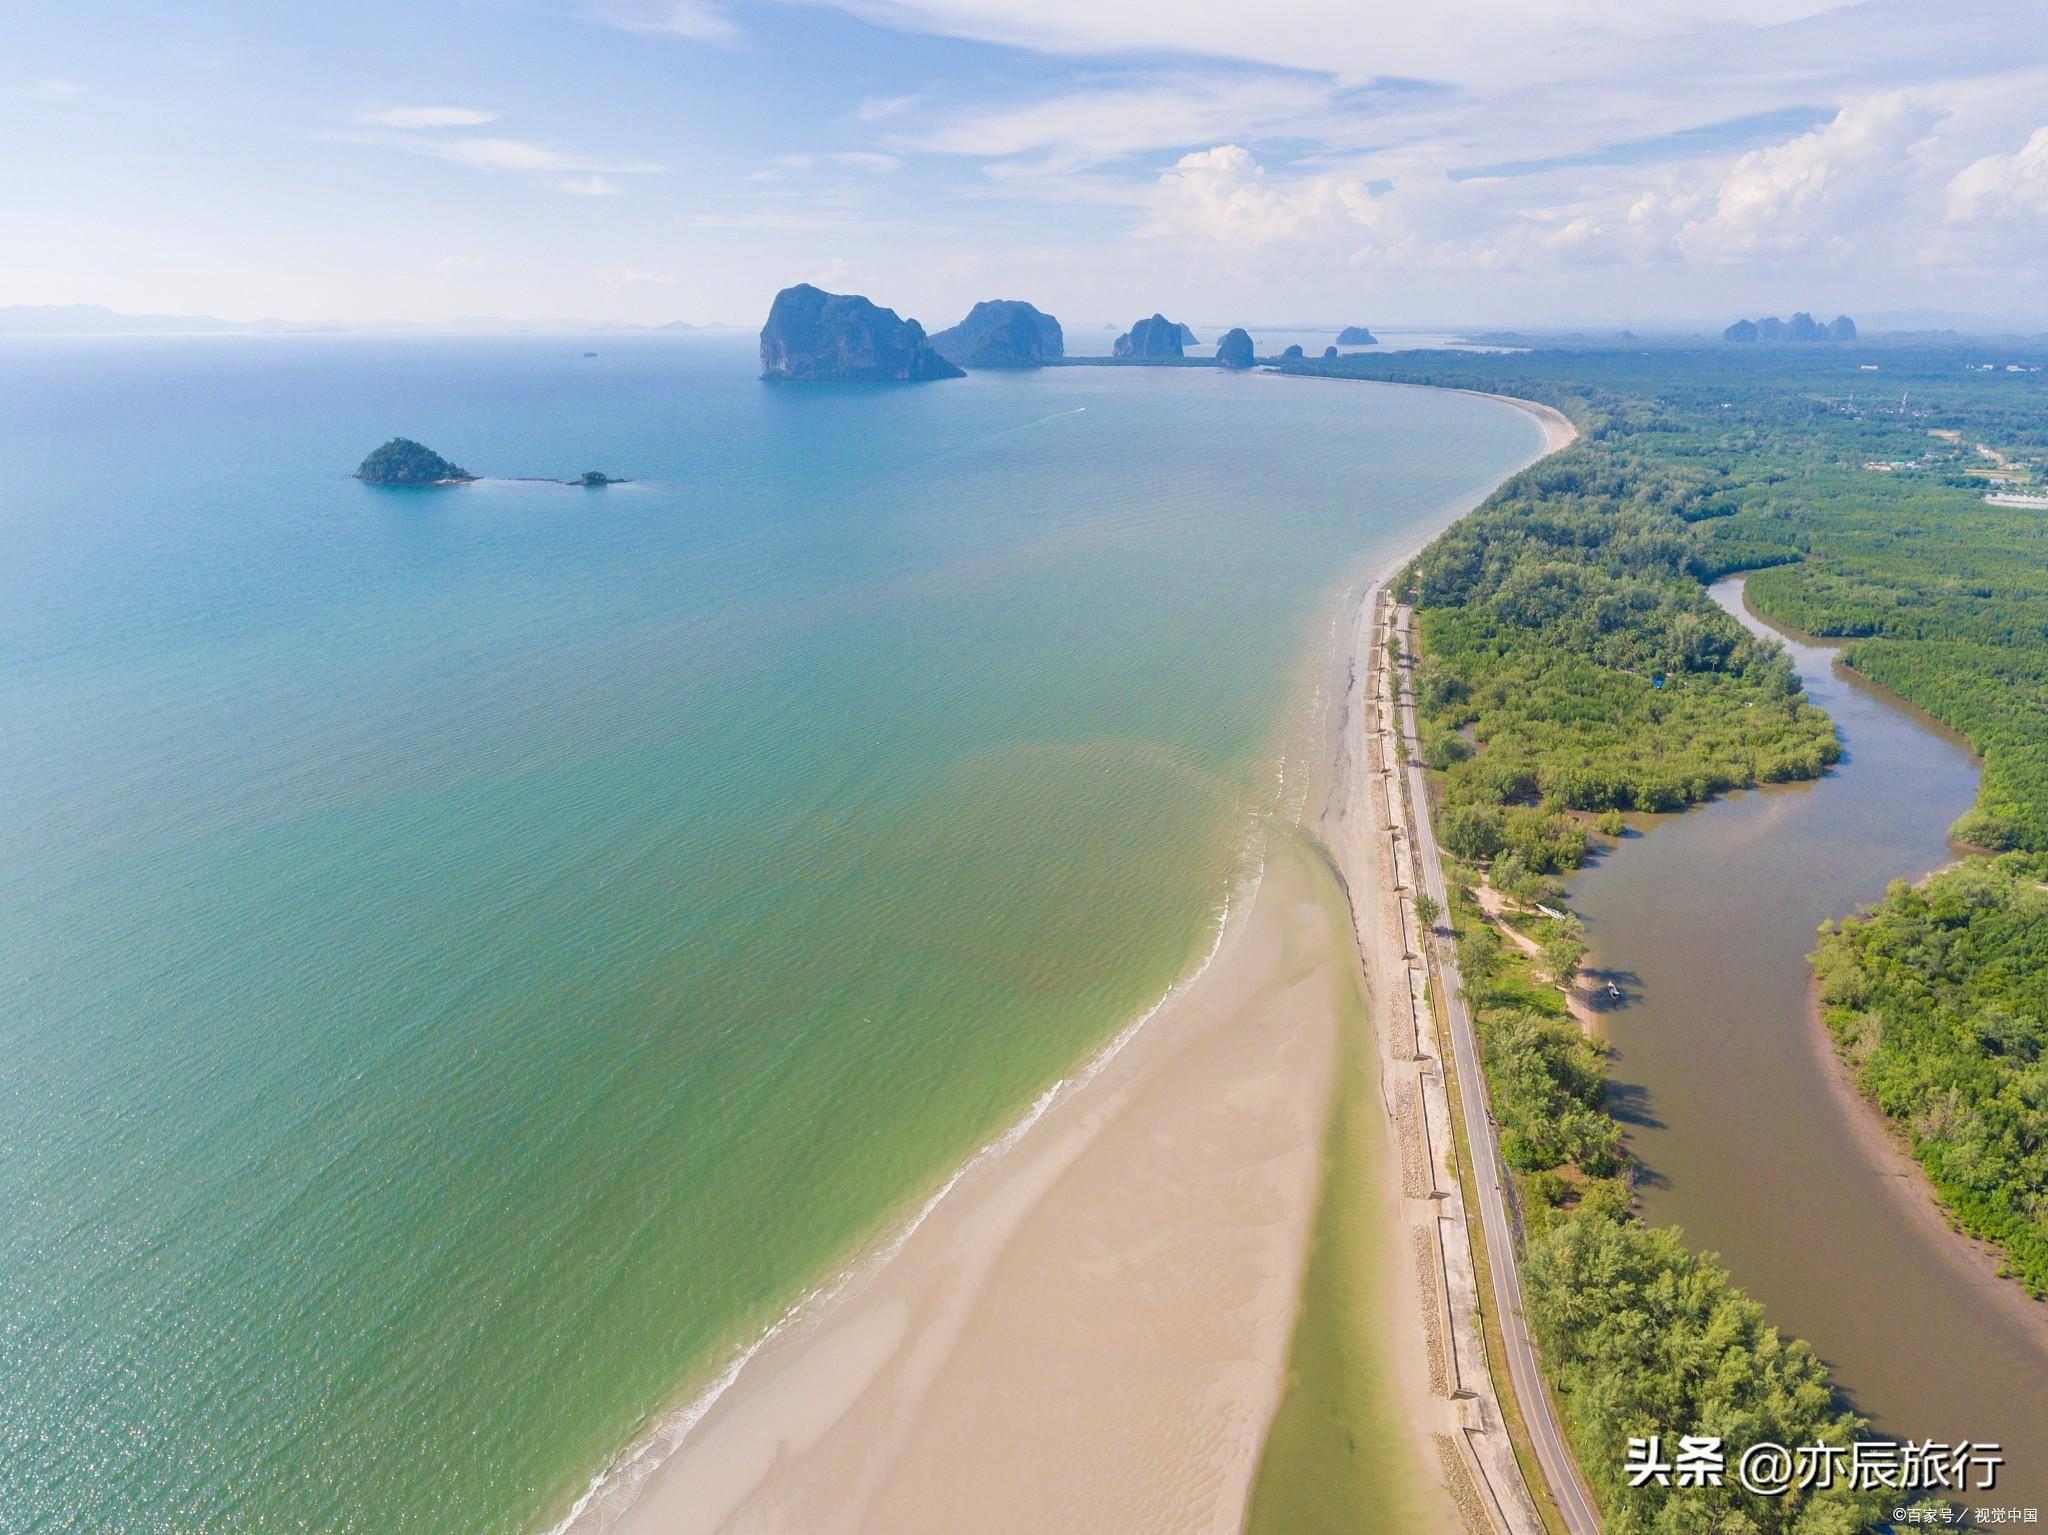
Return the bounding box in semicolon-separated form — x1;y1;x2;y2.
427;254;485;273
555;175;625;196
30;79;87;103
354;105;498;128
923;75;1332;168
337;130;663;177
1670;92;1942;259
1118;73;2048;303
1948;125;2048;221
587;0;735;41
1143;144;1395;253
815;0;1861;89
751;150;904;180
854;93;920;123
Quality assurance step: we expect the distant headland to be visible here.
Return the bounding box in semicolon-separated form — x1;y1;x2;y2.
355;438;474;486
1336;325;1378;345
1724;313;1856;342
759;284;963;382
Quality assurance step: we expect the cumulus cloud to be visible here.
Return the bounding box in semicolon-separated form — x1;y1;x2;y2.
1948;125;2048;221
1143;145;1395;253
354;105;498;128
1669;92;1942;259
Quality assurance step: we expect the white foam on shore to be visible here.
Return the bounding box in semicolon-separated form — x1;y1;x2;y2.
540;823;1269;1535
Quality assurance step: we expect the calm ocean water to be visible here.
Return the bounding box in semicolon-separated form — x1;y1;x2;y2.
0;335;1541;1533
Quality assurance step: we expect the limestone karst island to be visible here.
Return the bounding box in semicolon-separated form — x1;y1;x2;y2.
758;283;964;381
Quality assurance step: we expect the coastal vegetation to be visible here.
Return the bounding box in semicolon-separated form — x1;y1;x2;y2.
354;437;473;485
1334;336;2046;1524
1407;440;1839;875
1448;869;1879;1534
1813;855;2048;1296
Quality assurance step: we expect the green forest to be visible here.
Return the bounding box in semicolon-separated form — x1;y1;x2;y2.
1813;855;2048;1296
1316;335;2048;1530
1446;872;1878;1534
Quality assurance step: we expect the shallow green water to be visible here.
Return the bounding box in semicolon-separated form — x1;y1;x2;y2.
0;336;1542;1532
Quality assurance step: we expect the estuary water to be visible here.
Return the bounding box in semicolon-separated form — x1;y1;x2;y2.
1572;578;2048;1501
0;335;1543;1533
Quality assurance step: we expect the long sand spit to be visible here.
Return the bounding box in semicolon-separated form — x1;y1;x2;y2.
574;388;1577;1535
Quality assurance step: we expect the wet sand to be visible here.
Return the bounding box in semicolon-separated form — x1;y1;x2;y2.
600;835;1357;1535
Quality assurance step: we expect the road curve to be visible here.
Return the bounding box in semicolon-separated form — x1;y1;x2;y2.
1392;601;1606;1535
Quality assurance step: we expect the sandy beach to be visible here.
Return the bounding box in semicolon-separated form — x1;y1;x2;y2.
596;833;1353;1535
576;387;1577;1535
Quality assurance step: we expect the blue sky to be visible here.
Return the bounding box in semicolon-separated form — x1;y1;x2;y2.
7;0;2048;327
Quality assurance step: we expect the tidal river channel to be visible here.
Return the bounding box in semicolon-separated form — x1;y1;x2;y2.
1569;576;2048;1503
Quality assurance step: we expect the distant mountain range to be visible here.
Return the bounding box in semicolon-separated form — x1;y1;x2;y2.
0;305;721;337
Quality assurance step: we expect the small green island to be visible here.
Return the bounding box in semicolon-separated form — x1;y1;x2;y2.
577;471;617;487
355;438;474;486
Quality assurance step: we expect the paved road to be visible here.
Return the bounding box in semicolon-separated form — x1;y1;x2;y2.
1392;605;1605;1535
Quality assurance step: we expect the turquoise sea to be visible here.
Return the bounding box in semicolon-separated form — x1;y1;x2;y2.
0;335;1542;1533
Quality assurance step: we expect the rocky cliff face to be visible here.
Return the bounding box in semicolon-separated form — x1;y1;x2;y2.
1113;314;1187;358
929;300;1064;368
1215;328;1254;369
759;284;964;381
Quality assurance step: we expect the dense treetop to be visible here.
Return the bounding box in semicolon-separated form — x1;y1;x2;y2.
1815;855;2048;1295
355;438;473;485
1345;334;2048;1524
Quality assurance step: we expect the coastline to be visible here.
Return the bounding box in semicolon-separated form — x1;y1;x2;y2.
548;386;1576;1535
